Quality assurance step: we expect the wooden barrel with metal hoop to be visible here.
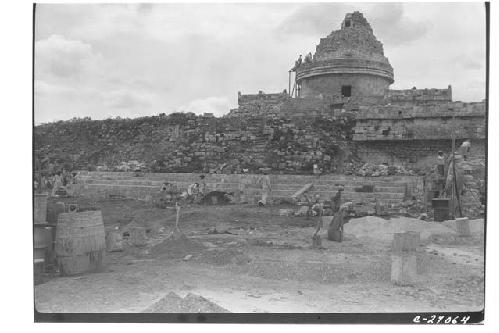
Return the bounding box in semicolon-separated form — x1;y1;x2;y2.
55;210;106;275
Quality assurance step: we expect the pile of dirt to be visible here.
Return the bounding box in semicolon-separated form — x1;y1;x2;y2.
150;233;205;259
442;219;484;234
344;216;456;243
143;292;230;313
427;233;484;247
202;248;252;266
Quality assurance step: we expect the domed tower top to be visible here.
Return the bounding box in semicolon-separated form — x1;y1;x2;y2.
296;12;394;99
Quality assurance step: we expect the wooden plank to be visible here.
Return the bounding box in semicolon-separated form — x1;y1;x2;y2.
291;183;313;199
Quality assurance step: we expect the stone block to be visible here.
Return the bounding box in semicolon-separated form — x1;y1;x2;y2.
391;253;417;286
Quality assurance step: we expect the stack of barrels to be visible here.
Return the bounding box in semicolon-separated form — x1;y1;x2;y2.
34;193;53;273
55;210;106;275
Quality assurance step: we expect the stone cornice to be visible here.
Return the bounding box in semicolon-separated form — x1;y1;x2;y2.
295;58;394;84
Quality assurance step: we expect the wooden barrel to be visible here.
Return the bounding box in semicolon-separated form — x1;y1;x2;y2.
34;225;50;260
34;193;49;224
55;210;106;275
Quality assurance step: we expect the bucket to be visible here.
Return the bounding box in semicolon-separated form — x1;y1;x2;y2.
34;193;49;224
55;210;106;275
34;225;52;263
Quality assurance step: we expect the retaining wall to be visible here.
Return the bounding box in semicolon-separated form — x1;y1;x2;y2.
76;171;424;214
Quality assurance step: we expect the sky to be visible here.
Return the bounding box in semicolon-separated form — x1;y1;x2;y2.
34;2;487;124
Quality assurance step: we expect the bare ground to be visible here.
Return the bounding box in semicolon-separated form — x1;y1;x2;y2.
35;200;484;313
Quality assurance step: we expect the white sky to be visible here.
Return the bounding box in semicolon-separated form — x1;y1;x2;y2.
34;2;487;124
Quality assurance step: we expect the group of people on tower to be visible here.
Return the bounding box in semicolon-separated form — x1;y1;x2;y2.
291;52;313;71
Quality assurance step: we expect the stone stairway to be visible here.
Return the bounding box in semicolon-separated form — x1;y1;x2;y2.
77;172;418;215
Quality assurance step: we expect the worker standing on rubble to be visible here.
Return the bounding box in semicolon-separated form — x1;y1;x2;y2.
51;171;63;196
258;172;272;206
328;202;353;242
199;175;207;194
332;186;344;213
457;140;471;160
187;182;200;200
437;151;446;177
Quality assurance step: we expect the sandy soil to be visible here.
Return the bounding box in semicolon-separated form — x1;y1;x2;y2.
35;200;484;313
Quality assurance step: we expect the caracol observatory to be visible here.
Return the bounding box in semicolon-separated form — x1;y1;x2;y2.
295;11;394;99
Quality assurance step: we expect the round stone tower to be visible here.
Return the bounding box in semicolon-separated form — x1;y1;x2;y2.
295;11;394;99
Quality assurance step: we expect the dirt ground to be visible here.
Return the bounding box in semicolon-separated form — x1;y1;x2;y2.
35;198;485;313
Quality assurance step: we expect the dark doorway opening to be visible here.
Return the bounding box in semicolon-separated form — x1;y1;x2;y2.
341;85;352;97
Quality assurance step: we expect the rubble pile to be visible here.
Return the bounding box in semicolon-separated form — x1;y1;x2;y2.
34;113;356;175
458;158;485;218
346;163;416;177
391;198;426;218
150;233;206;259
143;292;230;313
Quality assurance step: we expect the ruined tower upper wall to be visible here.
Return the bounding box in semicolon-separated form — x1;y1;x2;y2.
386;86;453;104
295;12;394;99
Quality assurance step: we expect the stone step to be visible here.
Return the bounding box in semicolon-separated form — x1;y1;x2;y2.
269;190;405;200
272;183;406;192
78;172;420;184
83;183;405;200
83;180;406;194
81;174;414;184
82;179;408;193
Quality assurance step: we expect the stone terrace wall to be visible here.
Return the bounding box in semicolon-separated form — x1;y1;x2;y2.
355;139;486;170
385;87;452;104
353;102;486;141
277;97;330;117
227;91;290;117
76;171;424;215
35;113;354;175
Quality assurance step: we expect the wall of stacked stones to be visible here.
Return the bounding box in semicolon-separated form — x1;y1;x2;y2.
228;92;290;117
353;116;485;141
355;139;485;170
76;171;424;214
385;87;452;104
353;102;486;141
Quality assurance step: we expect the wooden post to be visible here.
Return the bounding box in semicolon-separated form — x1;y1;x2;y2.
450;112;463;218
288;70;292;97
175;203;181;231
391;232;419;285
451;120;456;219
